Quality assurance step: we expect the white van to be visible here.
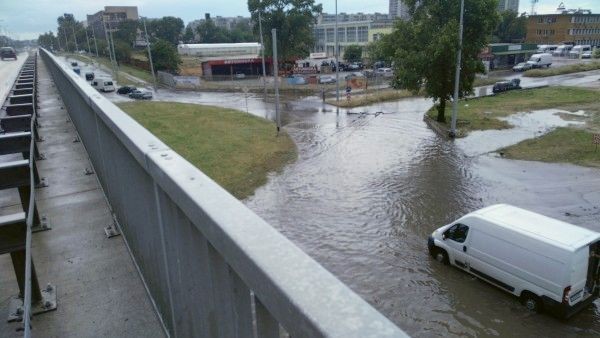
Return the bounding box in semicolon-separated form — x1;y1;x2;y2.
569;45;592;58
552;44;573;56
527;53;552;68
428;204;600;318
537;44;558;53
91;78;115;92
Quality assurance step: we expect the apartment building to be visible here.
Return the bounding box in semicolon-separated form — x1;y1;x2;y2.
86;6;139;38
526;10;600;46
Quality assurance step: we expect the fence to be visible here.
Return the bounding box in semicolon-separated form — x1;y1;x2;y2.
39;48;407;338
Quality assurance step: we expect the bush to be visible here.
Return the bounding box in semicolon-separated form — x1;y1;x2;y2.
594;48;600;59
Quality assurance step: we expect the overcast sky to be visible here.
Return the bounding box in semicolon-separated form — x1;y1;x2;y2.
1;0;599;40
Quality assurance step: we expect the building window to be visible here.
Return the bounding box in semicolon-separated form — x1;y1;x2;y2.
326;28;334;43
315;28;325;43
357;26;368;42
337;27;345;43
347;27;356;42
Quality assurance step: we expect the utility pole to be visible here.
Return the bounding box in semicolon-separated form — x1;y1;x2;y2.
258;1;268;102
103;20;118;80
56;30;62;51
85;29;92;55
61;27;68;52
271;29;281;135
71;26;79;52
335;0;340;105
91;25;99;58
143;18;158;91
449;0;465;138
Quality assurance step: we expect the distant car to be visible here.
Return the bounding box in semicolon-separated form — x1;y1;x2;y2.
85;72;95;81
0;47;17;60
117;86;137;95
581;51;592;59
129;89;153;100
70;61;78;67
345;72;365;80
73;67;81;75
512;62;533;72
362;69;375;78
347;63;362;70
375;67;394;78
318;75;336;84
235;72;246;79
492;78;521;93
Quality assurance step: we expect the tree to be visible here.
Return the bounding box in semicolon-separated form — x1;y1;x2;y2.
594;48;600;59
150;38;181;73
229;21;255;43
38;32;58;50
113;40;132;63
344;45;363;62
387;0;498;122
114;20;140;45
493;10;526;43
248;0;322;60
147;17;184;45
196;18;231;43
183;26;195;43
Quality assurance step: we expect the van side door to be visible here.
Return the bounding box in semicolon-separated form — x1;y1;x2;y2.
443;223;471;269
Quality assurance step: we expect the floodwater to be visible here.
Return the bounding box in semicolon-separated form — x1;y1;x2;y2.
243;95;600;337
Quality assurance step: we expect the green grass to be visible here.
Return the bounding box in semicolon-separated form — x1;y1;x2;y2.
117;101;297;199
523;61;600;77
426;86;600;136
326;89;415;107
501;127;600;167
473;77;501;87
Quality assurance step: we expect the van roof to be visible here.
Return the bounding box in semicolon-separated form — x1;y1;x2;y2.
469;204;600;252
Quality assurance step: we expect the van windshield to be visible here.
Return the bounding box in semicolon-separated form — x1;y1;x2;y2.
445;224;469;243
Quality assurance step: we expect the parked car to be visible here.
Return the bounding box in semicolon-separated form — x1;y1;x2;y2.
117;86;137;95
0;47;17;60
512;62;532;72
235;72;246;79
85;72;95;81
428;204;600;318
70;61;78;67
347;63;362;70
129;90;153;100
527;53;552;68
345;72;365;80
72;67;81;75
492;78;521;93
375;67;394;78
318;75;336;84
581;51;592;59
91;78;115;92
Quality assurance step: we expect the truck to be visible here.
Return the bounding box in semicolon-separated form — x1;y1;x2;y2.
428;204;600;318
527;53;552;68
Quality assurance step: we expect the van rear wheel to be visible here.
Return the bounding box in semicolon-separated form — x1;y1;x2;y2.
521;292;542;313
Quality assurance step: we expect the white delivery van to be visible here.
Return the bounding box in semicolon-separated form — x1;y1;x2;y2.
537;45;558;53
527;53;552;68
428;204;600;318
91;78;115;92
569;45;592;58
552;44;573;56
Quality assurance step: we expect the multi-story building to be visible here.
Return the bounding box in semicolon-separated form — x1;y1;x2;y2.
389;0;410;20
497;0;519;12
86;6;139;38
526;8;600;46
313;16;393;57
318;12;390;24
187;14;253;36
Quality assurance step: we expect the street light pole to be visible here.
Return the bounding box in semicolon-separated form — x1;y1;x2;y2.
143;18;158;91
71;26;79;52
91;25;99;58
449;0;465;138
258;2;268;102
271;28;281;135
335;0;340;105
85;29;92;55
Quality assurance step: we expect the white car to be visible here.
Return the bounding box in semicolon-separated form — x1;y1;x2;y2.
428;204;600;318
318;75;336;84
91;78;115;92
581;51;592;59
375;67;393;78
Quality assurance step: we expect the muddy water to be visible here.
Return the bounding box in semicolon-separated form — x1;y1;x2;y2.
245;96;600;337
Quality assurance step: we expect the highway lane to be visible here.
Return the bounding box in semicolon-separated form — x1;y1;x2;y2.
0;52;28;104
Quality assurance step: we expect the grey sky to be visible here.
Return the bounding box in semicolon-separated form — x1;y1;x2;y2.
0;0;599;40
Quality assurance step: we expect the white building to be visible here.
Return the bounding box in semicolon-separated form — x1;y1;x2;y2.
498;0;519;12
389;0;411;20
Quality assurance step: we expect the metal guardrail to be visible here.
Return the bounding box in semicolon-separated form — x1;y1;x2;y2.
40;48;407;338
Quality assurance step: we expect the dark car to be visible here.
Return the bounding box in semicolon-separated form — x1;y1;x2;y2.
492;78;521;93
70;61;78;67
117;86;136;95
85;72;95;81
1;47;17;60
128;90;153;100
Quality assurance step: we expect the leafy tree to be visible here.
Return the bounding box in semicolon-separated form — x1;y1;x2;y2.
229;21;255;43
38;32;58;50
387;0;498;122
57;14;87;52
196;18;231;43
183;26;195;43
493;10;526;43
594;48;600;59
248;0;322;60
113;40;132;63
150;38;181;72
343;45;363;62
147;17;184;45
114;20;140;45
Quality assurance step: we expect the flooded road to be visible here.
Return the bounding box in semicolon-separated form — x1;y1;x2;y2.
244;96;600;337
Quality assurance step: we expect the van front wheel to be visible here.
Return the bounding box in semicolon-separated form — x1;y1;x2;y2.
434;249;449;265
521;292;542;313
